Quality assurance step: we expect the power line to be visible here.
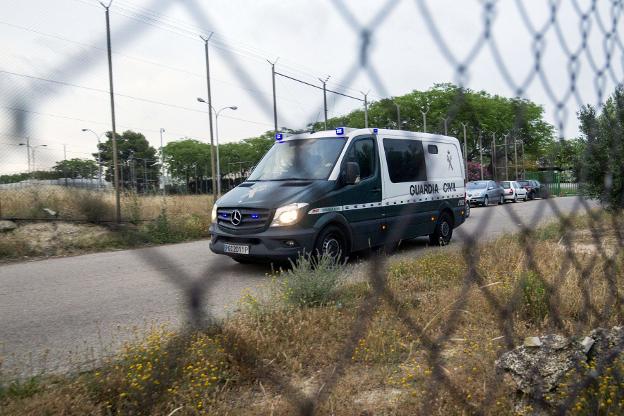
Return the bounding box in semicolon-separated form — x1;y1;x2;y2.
0;69;274;127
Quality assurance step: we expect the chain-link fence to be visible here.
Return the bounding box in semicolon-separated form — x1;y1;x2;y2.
1;0;624;414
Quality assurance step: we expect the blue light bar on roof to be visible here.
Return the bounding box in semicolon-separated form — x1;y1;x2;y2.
335;127;345;135
275;133;283;141
373;128;378;134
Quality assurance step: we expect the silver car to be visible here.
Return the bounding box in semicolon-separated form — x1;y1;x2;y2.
466;180;505;206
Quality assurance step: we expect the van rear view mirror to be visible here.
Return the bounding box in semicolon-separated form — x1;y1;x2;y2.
344;162;360;185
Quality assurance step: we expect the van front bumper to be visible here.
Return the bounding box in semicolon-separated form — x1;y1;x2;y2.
209;224;317;261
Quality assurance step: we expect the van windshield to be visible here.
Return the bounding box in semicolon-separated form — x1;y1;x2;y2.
247;137;346;181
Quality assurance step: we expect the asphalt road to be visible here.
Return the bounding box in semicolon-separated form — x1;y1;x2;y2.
0;196;596;376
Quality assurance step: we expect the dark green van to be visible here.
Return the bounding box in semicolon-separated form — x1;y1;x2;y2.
209;128;467;262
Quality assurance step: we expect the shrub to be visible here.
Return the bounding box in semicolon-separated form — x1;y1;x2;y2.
520;271;549;324
71;191;112;223
281;254;343;307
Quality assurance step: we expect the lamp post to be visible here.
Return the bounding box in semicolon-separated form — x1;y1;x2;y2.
82;128;104;188
197;99;238;197
18;139;47;176
215;105;238;197
30;145;47;173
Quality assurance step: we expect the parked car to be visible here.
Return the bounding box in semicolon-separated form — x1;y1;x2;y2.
518;179;542;199
466;180;504;206
499;180;528;202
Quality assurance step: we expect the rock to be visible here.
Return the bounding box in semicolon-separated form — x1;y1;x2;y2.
496;334;585;396
580;336;594;354
524;336;542;347
0;220;17;232
587;326;624;362
42;208;58;217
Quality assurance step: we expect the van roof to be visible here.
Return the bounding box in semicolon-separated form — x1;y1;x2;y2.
281;128;460;143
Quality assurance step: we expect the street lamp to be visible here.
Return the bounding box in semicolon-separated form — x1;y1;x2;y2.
215;106;238;196
18;140;47;175
82;128;104;189
197;98;238;197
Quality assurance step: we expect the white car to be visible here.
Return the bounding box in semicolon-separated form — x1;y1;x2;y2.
499;181;528;202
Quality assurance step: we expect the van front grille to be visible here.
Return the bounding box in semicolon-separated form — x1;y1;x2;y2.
217;207;272;232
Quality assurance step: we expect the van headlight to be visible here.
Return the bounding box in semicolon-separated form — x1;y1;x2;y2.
211;204;218;223
270;203;309;227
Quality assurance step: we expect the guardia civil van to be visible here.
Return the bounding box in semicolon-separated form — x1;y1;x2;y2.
209;128;467;262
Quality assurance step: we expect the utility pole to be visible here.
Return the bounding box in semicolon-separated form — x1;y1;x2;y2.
521;140;525;179
362;91;369;128
395;102;401;130
479;133;483;180
461;123;468;180
319;76;330;129
492;133;496;180
503;133;509;180
201;34;217;198
160;128;166;196
514;138;518;180
268;58;279;134
420;103;430;133
100;1;121;223
442;117;449;135
24;137;31;173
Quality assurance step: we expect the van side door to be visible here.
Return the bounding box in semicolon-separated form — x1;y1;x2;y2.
380;138;434;241
336;136;383;251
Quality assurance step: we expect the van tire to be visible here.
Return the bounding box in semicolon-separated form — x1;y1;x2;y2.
498;195;504;205
314;225;347;263
429;212;453;246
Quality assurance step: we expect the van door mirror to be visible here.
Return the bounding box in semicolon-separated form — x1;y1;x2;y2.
343;162;361;185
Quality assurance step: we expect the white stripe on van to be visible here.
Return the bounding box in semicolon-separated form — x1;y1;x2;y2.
307;193;464;215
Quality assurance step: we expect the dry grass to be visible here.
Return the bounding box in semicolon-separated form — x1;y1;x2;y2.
2;210;623;415
0;186;213;222
0;187;214;261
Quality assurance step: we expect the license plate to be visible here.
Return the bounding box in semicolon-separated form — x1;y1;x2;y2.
224;243;250;255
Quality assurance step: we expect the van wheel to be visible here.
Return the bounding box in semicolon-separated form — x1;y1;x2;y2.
498;195;504;205
314;225;347;263
429;212;453;246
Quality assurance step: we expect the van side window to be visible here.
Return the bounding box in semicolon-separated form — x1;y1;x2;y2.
344;138;375;180
428;144;438;154
382;139;427;183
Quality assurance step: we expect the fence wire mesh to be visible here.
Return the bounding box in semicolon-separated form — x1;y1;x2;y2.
1;0;624;414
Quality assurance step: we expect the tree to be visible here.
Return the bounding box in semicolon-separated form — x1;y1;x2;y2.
95;130;160;191
577;85;624;208
162;139;212;191
52;158;98;179
310;83;554;166
218;132;274;178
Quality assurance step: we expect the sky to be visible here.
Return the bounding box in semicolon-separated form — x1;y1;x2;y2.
1;0;623;174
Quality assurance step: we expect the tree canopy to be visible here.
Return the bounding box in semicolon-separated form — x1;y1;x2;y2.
578;84;624;208
52;158;98;179
95;130;160;190
312;83;555;160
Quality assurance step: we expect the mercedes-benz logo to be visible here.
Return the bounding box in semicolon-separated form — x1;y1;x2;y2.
231;210;242;226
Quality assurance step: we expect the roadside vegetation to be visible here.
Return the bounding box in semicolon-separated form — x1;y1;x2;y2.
1;210;622;415
0;187;213;262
